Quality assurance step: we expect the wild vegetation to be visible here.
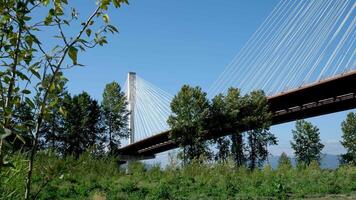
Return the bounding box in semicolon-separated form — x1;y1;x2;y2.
1;153;356;200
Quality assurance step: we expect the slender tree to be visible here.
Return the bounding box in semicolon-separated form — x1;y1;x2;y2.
102;81;129;154
278;152;292;168
291;120;324;165
168;85;211;163
225;88;246;166
243;90;276;169
214;137;230;162
340;112;356;165
209;94;230;162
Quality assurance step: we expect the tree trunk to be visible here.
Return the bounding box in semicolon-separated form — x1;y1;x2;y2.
231;132;245;167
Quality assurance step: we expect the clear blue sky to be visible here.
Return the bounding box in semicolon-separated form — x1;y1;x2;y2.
59;0;353;157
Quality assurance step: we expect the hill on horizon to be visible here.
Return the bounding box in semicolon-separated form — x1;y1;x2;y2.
268;154;341;169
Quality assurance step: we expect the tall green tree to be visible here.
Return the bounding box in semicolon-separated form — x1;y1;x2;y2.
340;112;356;165
209;94;230;162
168;85;211;163
291;120;324;165
225;88;246;166
242;90;276;169
102;81;129;154
63;92;104;158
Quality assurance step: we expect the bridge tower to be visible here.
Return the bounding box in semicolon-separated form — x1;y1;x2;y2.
127;72;136;145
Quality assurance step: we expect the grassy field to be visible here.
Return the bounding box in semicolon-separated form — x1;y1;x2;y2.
1;152;355;200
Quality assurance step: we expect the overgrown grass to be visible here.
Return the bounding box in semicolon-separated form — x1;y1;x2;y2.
1;152;355;199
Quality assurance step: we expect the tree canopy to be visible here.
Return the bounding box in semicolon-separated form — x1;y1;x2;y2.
168;85;211;163
291;120;324;165
168;86;276;168
102;81;129;154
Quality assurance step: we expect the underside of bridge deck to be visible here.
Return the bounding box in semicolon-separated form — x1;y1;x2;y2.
118;70;356;158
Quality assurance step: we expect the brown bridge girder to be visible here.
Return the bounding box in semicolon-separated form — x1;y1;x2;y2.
118;70;356;157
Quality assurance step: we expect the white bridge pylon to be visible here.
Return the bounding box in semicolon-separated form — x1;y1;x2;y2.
125;73;173;143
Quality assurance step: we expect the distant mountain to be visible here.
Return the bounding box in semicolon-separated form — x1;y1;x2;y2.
267;154;341;169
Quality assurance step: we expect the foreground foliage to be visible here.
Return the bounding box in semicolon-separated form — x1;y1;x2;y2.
1;0;129;198
1;152;355;200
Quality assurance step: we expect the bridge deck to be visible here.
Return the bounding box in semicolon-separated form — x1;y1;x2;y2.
118;70;356;157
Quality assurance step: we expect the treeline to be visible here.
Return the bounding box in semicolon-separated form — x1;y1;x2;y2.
10;82;356;168
11;80;129;158
168;85;356;168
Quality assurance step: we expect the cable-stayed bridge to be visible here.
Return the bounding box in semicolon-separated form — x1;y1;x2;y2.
118;0;356;160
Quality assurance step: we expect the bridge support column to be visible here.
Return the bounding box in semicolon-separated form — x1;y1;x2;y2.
128;72;136;144
126;72;137;173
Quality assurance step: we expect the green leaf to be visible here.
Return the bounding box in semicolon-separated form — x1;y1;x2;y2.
25;35;33;47
86;28;91;37
16;134;26;144
43;0;50;6
113;0;121;8
59;106;67;117
29;65;41;79
25;97;35;109
55;2;64;15
68;46;78;65
16;71;30;81
30;34;41;45
22;89;31;94
103;14;109;23
100;0;110;10
107;25;118;33
49;82;56;92
44;13;53;25
113;0;129;7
